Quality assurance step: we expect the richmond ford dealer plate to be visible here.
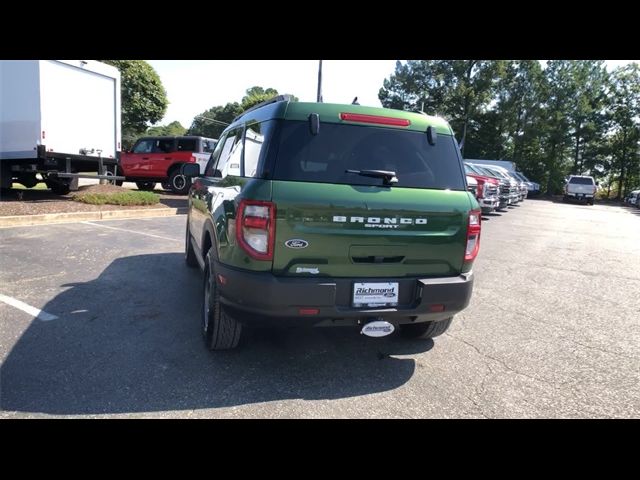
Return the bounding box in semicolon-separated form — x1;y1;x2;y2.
352;282;399;307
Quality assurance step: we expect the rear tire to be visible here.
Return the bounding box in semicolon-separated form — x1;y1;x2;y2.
168;168;191;195
401;317;453;339
136;181;156;191
103;165;124;186
202;251;242;350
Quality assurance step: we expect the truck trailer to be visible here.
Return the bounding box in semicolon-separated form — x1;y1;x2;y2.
0;60;122;194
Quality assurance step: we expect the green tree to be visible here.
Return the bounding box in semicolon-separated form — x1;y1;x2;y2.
379;60;499;156
535;61;577;194
240;86;299;111
562;61;610;175
146;120;187;136
188;86;298;139
102;60;168;148
188;102;243;139
607;64;640;199
378;59;640;197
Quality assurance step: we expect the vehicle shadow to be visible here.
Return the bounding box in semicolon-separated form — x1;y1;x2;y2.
158;197;188;209
0;253;429;415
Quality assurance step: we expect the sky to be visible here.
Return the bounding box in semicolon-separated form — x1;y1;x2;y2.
147;60;638;128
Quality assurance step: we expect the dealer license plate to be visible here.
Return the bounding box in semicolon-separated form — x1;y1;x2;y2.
353;282;399;307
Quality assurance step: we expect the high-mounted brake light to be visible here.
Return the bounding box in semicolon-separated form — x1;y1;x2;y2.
236;199;276;261
464;209;482;262
340;113;410;127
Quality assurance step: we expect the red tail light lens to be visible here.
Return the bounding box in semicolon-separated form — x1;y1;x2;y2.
477;181;484;199
339;112;410;127
236;199;276;261
464;209;482;262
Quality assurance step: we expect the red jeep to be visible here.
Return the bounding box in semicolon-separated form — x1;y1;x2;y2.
119;136;217;194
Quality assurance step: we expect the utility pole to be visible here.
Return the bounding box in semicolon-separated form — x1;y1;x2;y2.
317;60;323;103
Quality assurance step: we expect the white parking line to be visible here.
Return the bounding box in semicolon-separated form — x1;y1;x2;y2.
0;293;58;321
81;221;181;242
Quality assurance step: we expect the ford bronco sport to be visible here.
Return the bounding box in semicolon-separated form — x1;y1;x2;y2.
119;136;217;194
183;96;481;349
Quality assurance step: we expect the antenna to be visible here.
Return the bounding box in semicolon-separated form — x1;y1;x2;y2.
317;60;323;103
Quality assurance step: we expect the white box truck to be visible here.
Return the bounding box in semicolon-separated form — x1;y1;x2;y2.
1;60;123;194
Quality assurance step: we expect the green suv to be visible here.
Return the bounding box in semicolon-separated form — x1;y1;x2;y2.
183;96;481;349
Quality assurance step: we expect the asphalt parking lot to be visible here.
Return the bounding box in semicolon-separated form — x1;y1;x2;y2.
1;200;639;418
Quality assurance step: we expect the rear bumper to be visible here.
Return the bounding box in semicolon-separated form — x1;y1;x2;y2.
566;192;594;199
214;261;474;327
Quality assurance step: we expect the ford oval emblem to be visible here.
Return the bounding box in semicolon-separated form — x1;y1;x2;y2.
285;239;309;249
361;321;395;338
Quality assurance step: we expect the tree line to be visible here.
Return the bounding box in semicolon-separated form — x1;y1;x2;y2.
107;60;639;199
379;60;640;198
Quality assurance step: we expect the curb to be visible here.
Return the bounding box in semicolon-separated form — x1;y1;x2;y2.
0;207;188;227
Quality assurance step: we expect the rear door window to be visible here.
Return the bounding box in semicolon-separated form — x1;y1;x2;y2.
152;138;175;153
243;120;276;178
214;128;243;178
177;138;197;151
272;121;464;190
205;133;227;177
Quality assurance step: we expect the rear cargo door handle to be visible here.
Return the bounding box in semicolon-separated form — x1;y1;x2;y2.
142;157;150;160
164;157;171;160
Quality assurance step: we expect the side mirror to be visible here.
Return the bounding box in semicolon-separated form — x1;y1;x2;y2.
596;181;600;186
182;163;200;177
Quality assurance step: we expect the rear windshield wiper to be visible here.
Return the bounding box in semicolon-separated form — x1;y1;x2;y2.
345;169;398;185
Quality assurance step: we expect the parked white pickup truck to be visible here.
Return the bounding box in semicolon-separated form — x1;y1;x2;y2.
564;175;597;205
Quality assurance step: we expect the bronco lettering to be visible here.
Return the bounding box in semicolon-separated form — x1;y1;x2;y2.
333;216;427;225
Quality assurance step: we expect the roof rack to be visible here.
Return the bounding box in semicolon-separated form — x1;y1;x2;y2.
232;95;293;122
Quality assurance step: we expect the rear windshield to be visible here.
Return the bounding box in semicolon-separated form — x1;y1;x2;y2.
271;121;465;190
569;177;595;185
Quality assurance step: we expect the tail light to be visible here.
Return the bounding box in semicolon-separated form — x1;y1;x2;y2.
190;155;197;163
464;209;482;262
476;181;484;199
236;199;276;260
340;112;411;127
